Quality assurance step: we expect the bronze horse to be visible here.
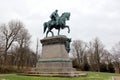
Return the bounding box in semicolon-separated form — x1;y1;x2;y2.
43;12;70;37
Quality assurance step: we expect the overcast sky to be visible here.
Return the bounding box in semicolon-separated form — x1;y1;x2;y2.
0;0;120;51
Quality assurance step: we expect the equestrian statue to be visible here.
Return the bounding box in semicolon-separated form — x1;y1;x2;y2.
43;10;70;37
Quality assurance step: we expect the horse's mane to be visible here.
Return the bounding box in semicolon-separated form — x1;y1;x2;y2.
61;12;70;17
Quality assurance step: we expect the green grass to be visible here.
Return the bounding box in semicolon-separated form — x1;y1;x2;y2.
0;72;120;80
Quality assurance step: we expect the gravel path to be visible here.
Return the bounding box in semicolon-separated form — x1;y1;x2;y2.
112;76;120;80
0;74;15;76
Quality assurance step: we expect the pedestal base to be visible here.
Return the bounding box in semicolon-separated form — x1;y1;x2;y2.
34;59;75;72
19;36;87;77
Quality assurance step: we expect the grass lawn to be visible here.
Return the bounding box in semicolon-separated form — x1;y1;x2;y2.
0;71;120;80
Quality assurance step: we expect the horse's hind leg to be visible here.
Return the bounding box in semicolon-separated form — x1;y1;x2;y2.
50;31;54;37
68;27;70;33
58;29;60;35
46;31;49;37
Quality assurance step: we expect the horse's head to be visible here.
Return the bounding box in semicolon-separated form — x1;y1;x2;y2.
61;12;70;20
66;12;70;20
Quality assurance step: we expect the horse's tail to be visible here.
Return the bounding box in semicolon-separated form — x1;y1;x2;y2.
43;22;47;33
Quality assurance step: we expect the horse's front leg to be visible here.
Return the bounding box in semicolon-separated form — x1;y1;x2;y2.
46;31;49;37
66;26;70;33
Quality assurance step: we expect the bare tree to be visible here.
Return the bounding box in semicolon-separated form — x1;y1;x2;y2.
17;27;31;48
15;27;31;69
112;42;120;73
0;20;23;63
100;50;112;65
0;20;38;73
0;36;4;66
102;50;114;72
87;38;104;71
87;41;97;71
0;35;4;53
71;40;87;69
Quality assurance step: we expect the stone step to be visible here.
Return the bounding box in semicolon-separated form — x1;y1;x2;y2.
18;71;87;77
32;67;76;72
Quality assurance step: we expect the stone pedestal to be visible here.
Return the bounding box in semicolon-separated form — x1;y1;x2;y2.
40;35;69;59
21;35;86;77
